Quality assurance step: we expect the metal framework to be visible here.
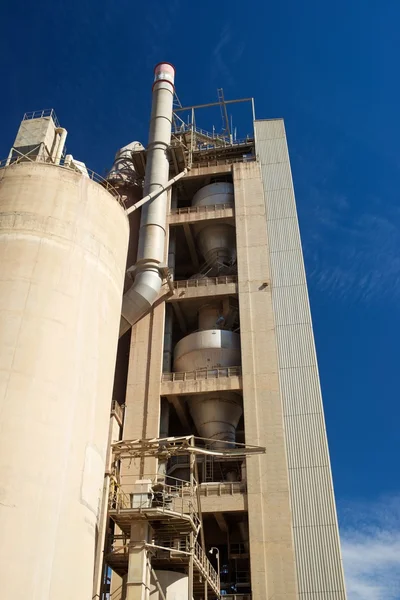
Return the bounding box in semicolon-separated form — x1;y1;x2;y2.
127;93;256;181
104;436;264;600
111;435;264;460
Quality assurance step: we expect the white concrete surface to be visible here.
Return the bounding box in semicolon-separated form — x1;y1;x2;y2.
0;162;129;600
255;119;347;599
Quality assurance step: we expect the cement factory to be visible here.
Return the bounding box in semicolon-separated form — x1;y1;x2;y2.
0;63;347;600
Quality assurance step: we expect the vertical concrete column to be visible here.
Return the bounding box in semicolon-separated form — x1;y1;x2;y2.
255;119;347;599
122;300;165;481
233;162;298;600
126;522;151;600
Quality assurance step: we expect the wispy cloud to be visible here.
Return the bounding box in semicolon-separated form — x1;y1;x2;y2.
143;0;182;67
211;24;244;86
302;184;400;304
340;495;400;600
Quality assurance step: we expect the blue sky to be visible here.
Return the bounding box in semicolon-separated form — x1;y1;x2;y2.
1;1;399;597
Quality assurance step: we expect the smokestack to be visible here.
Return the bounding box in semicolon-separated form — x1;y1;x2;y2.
120;63;175;336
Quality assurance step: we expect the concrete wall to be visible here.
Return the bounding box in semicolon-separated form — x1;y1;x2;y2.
255;119;347;600
121;303;165;482
233;161;298;600
0;162;129;600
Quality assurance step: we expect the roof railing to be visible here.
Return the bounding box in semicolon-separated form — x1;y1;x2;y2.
162;366;241;382
23;109;60;128
0;154;124;208
172;275;237;289
170;202;234;215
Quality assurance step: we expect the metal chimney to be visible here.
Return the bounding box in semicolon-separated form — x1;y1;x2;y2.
120;63;175;336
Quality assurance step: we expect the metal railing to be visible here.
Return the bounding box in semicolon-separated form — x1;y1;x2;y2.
172;122;253;147
0;154;124;207
194;541;220;591
111;400;124;424
170;202;234;216
172;123;226;141
108;476;200;531
191;155;256;168
142;536;220;594
198;481;246;496
162;366;241;382
23;109;60;128
173;275;237;289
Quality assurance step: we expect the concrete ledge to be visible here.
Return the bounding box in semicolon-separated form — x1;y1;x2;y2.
161;368;242;396
199;484;247;513
173;483;247;514
168;204;234;225
168;277;238;301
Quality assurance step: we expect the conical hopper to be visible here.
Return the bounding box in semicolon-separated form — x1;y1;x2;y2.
187;392;242;448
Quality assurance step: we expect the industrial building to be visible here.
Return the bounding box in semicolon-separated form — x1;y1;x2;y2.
0;64;347;600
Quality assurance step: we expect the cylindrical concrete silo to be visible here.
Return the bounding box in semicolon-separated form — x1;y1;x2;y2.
0;162;129;600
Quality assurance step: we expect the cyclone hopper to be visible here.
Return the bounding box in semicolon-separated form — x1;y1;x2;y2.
173;301;242;448
192;182;236;274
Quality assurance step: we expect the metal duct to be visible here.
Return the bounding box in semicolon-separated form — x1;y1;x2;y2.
107;141;144;186
54;128;67;165
120;63;175;336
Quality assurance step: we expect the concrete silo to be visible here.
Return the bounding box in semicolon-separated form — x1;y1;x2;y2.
0;113;129;600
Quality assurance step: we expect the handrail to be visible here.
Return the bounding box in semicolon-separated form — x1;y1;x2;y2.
194;541;219;589
162;366;241;383
197;481;246;496
170;202;234;215
173;275;237;289
0;154;124;207
111;400;124;423
23;109;60;128
191;155;256;167
108;476;200;529
171;123;254;147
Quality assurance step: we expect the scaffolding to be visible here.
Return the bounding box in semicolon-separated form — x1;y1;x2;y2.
127;94;256;181
104;436;264;600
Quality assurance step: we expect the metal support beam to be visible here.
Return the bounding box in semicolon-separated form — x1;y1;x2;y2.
174;98;253;112
167;395;191;431
170;147;179;175
171;301;187;334
188;438;195;600
125;168;188;216
214;512;228;533
150;566;167;600
183;223;200;271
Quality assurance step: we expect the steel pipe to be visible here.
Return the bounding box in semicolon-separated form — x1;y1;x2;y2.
54;128;68;165
120;63;175;337
125;168;188;216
